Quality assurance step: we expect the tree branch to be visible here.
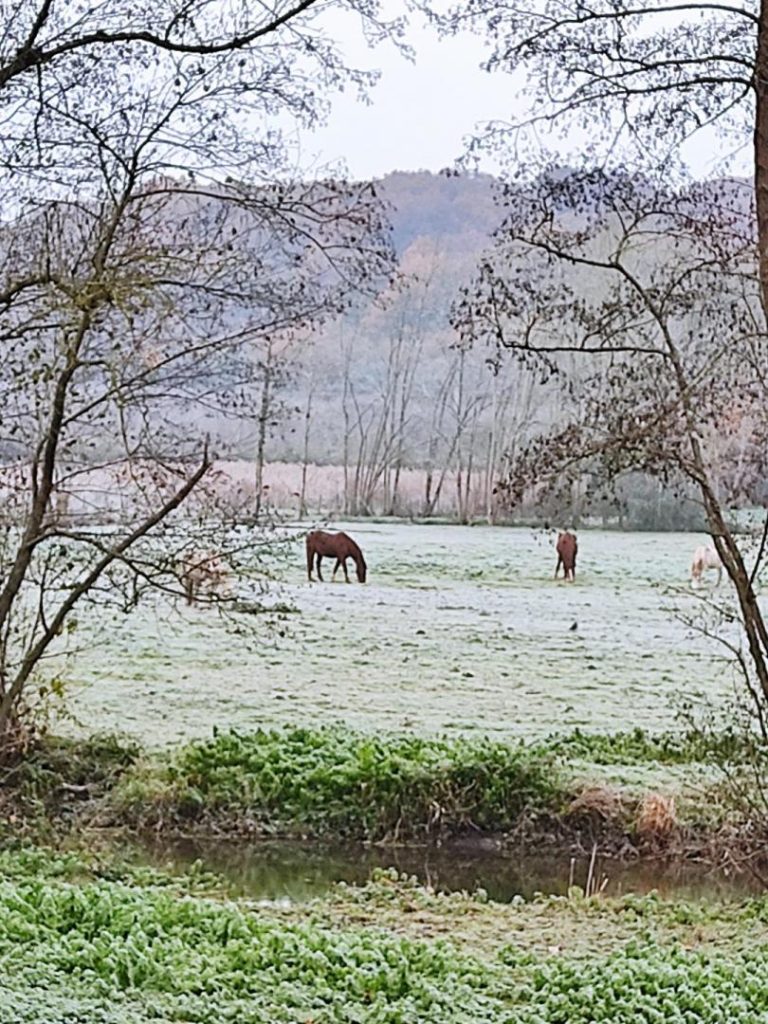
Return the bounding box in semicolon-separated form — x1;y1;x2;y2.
0;0;321;89
0;445;211;734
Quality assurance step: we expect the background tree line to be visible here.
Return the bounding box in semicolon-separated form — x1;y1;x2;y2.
208;170;753;531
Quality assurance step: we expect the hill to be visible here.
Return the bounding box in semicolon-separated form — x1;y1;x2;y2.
236;170;751;527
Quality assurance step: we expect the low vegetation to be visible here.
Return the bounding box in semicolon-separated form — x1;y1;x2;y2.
0;861;501;1023
0;723;760;849
0;733;141;831
541;726;750;767
110;726;564;840
2;850;768;1022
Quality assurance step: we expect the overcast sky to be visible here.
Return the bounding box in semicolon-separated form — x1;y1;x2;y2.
286;8;752;182
293;12;514;179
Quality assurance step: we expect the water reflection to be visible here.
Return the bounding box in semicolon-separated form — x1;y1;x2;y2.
130;836;761;903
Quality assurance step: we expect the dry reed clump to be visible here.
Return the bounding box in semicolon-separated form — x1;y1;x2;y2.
634;792;678;846
565;785;627;825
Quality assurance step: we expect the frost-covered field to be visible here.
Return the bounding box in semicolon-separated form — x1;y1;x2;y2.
67;523;735;745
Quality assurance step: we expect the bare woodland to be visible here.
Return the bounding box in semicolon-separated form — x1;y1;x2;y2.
0;0;402;753
421;0;768;741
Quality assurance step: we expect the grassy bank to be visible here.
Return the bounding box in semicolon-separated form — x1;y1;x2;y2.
0;733;141;830
0;724;753;849
108;725;757;847
2;847;768;1021
539;725;750;767
110;727;564;840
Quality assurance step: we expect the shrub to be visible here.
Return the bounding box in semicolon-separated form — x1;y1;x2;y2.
112;726;563;840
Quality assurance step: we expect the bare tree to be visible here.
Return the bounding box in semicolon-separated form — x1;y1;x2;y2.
337;292;426;516
452;167;768;720
482;361;538;524
422;359;458;515
249;335;302;521
0;1;400;756
0;3;406;98
356;291;427;516
419;347;490;519
422;0;768;719
298;364;317;519
427;0;764;300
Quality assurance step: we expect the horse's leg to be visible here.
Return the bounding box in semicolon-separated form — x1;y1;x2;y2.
332;558;341;581
307;545;314;582
555;556;562;579
342;557;350;583
316;555;324;582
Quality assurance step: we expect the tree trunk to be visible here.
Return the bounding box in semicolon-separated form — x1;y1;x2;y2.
424;466;434;514
705;490;768;712
254;341;273;521
485;371;498;525
342;341;352;516
299;374;314;520
755;0;768;324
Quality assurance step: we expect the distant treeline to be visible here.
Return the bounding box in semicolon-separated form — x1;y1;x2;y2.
257;462;713;531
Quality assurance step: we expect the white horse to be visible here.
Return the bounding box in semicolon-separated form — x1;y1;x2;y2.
179;549;232;605
691;544;723;587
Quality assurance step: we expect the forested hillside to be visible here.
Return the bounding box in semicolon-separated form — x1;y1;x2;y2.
27;168;744;528
230;170;561;522
232;169;745;528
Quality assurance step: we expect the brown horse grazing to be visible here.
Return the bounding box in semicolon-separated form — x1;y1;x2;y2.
179;549;231;605
555;531;578;581
306;530;367;583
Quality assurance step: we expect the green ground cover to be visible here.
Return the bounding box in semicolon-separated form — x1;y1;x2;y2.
0;724;745;844
110;726;563;839
1;850;768;1023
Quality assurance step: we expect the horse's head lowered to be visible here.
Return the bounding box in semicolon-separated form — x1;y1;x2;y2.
355;553;367;583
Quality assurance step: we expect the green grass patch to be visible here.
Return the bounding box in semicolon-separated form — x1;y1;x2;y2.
111;726;564;840
541;726;749;767
0;867;510;1022
498;941;768;1023
2;852;768;1022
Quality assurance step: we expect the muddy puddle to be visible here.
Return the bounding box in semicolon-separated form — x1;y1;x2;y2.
65;523;744;745
128;835;762;903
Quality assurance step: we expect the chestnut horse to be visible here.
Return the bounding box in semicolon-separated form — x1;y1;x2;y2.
306;530;367;583
555;531;578;581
